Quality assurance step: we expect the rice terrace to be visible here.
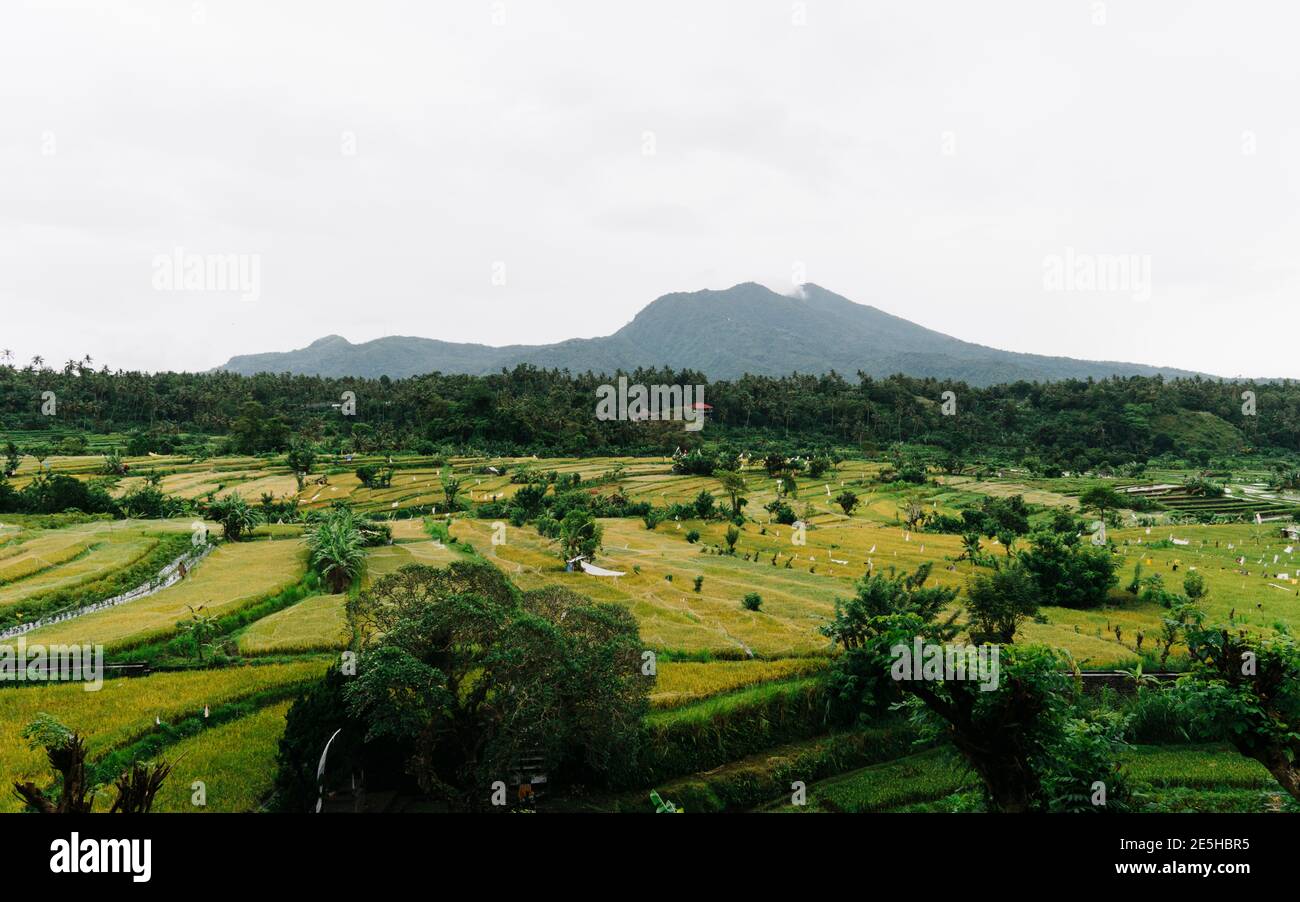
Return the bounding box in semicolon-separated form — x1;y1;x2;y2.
3;365;1300;821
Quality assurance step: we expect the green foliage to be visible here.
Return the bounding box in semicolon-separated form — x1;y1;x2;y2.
206;492;261;542
304;504;371;593
723;524;740;554
964;561;1038;644
714;470;747;519
834;490;859;516
439;466;463;511
821;563;1132;812
1079;485;1125;517
559;509;602;562
337;562;649;808
764;499;796;525
1018;528;1119;609
1183;570;1208;602
286;442;316;489
1174;621;1300;801
742;592;762;612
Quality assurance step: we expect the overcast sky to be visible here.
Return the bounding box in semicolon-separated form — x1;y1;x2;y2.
1;1;1297;377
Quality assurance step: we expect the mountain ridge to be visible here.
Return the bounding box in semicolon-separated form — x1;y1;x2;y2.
216;282;1210;386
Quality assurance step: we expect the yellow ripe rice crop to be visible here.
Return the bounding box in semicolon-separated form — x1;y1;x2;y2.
651;658;829;708
237;594;350;654
22;539;307;650
0;660;326;812
150;701;294;812
0;535;157;612
0;540;96;584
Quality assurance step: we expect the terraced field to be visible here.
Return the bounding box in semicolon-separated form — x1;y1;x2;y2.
22;538;306;650
774;744;1292;814
151;701;295;812
1;452;1297;816
236;594;349;654
0;661;327;812
0;533;158;613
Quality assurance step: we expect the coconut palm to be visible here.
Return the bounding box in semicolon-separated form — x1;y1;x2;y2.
306;511;367;592
441;465;464;510
207;492;261;542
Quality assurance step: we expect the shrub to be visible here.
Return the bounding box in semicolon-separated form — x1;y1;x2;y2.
742;592;762;612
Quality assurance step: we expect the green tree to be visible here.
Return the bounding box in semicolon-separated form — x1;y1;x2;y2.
440;466;463;511
331;562;648;810
724;524;740;555
1018;529;1119;609
715;469;748;519
821;564;1130;812
964;561;1038;644
207;492;261;542
306;506;369;593
3;441;20;477
1176;621;1300;801
287;442;317;491
559;509;602;563
180;603;219;663
834;489;859;516
1079;485;1124;521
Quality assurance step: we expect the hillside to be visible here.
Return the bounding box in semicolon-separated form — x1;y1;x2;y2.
217;282;1208;386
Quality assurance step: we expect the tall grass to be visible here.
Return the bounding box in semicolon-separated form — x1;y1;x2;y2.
0;660;327;812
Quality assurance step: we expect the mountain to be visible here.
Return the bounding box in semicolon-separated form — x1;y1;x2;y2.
216;282;1206;386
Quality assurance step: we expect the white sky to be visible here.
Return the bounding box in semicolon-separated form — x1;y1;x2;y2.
1;0;1297;377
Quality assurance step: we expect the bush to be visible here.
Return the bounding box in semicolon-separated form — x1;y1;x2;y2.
742;592;762;612
1018;529;1119;609
685;529;701;544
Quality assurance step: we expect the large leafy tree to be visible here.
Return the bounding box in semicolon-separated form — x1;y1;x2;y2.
821;563;1130;812
1017;528;1119;609
964;561;1039;645
312;562;648;810
1079;485;1126;526
714;469;747;519
1176;623;1300;801
286;442;316;491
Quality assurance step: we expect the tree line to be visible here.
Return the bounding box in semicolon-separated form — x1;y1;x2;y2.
1;362;1297;465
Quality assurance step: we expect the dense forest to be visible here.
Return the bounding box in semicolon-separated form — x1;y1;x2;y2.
0;361;1296;469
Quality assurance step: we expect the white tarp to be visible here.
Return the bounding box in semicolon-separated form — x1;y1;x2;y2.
579;560;625;577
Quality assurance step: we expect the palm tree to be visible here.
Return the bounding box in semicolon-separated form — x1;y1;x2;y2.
306;509;367;592
0;349;12;364
440;465;463;510
207;493;261;542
